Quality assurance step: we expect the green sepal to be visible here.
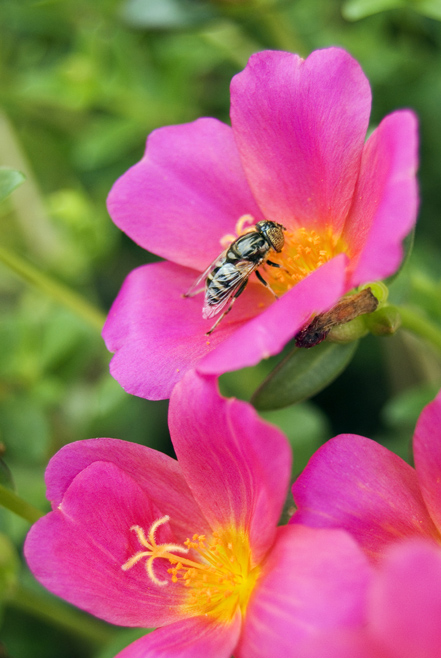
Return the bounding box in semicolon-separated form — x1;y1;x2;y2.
252;340;359;411
0;167;26;203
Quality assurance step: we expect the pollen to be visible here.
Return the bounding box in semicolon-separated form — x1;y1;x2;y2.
122;516;260;621
261;226;348;297
219;218;347;299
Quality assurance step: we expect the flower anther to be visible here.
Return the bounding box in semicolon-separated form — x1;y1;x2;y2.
264;226;348;296
220;216;348;298
123;516;259;621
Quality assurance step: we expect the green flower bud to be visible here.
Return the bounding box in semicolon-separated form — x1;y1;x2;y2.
365;306;402;336
360;281;389;306
327;316;369;343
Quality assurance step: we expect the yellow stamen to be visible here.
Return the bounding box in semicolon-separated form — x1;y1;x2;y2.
219;217;348;297
122;517;260;621
262;226;348;296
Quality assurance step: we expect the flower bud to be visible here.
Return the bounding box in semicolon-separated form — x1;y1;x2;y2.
360;281;389;306
365;306;402;336
327;316;368;343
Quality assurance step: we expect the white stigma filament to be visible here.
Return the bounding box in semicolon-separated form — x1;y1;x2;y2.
122;517;259;619
121;515;189;586
219;214;256;249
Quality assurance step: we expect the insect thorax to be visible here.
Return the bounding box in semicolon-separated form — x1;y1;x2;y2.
227;232;269;262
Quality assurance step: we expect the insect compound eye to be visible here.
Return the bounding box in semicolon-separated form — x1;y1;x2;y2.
266;225;285;253
255;220;285;252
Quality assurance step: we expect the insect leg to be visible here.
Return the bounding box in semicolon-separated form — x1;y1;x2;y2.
255;269;278;299
266;260;290;275
183;285;205;298
206;281;248;336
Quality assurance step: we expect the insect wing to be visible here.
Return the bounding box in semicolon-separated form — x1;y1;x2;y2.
202;260;257;319
184;250;227;298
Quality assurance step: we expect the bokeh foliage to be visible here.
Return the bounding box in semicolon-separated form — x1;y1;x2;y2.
1;0;441;656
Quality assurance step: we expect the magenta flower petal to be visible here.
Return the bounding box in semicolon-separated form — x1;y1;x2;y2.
413;390;441;529
25;461;186;627
296;631;384;658
297;539;441;658
102;261;275;400
169;371;291;564
198;254;347;375
115;614;241;658
344;110;419;285
44;438;209;542
236;526;372;658
107;118;264;271
370;540;441;658
230;48;371;232
291;435;439;560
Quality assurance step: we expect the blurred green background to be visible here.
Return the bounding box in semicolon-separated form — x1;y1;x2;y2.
1;0;441;656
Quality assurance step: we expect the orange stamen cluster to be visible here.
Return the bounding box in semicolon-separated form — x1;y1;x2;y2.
264;226;347;297
122;517;259;621
219;218;347;298
168;528;259;619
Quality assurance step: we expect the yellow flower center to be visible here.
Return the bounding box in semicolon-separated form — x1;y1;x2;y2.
221;215;348;297
122;515;260;622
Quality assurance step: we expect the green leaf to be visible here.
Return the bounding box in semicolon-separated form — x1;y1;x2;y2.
382;382;441;429
342;0;405;21
252;340;359;411
0;167;26;203
260;402;330;475
413;0;441;20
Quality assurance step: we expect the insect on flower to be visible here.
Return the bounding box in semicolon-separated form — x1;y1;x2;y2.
184;220;286;335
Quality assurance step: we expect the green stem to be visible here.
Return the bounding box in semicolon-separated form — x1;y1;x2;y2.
393;305;441;355
0;483;44;523
0;245;106;331
7;583;115;645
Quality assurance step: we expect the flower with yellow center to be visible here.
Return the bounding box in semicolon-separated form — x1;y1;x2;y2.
25;371;372;657
122;517;260;622
103;47;418;400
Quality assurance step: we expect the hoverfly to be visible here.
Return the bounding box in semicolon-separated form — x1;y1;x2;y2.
184;220;286;335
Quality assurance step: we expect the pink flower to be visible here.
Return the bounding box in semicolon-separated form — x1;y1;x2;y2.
291;389;441;561
296;539;441;658
103;47;418;400
25;371;371;658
